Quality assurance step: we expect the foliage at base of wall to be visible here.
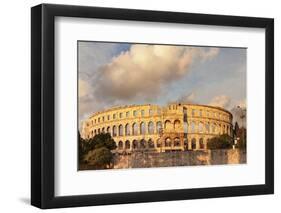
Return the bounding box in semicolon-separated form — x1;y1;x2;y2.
207;134;233;149
79;132;117;169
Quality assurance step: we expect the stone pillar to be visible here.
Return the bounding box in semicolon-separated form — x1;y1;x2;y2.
196;137;200;150
188;138;192;150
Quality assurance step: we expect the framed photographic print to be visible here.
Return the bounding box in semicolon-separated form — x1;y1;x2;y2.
31;3;274;209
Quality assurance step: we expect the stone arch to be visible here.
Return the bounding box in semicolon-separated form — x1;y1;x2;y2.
211;123;216;134
227;125;230;135
140;122;146;135
191;138;196;149
132;123;138;135
132;140;138;149
174;119;181;130
215;123;219;134
198;122;204;133
199;138;204;149
125;140;130;149
206;138;210;148
118;124;123;136
156;138;161;148
205;122;210;133
140;139;146;149
165;137;172;147
174;137;180;147
148;138;154;148
148;121;154;134
156;121;162;133
106;126;110;134
118;141;123;150
184;139;188;150
102;127;105;133
164;120;172;130
125;123;130;136
94;129;97;135
191;121;196;133
112;125;117;137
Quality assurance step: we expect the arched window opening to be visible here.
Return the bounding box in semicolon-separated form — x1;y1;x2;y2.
184;139;188;150
140;139;146;149
174;120;181;130
198;122;204;133
205;123;210;133
125;123;130;136
132;123;138;135
112;126;117;137
156;139;161;148
125;140;130;149
132;140;138;149
174;138;180;147
192;109;196;117
206;138;210;148
107;126;110;134
148;121;154;134
212;123;216;133
199;138;204;149
133;110;138;117
140;122;146;135
148;139;154;148
118;125;123;136
165;120;172;130
191;121;196;133
191;138;196;149
118;141;123;150
219;124;222;134
156;121;162;133
165;138;172;147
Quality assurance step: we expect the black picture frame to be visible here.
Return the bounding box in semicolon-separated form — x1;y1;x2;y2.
31;3;274;209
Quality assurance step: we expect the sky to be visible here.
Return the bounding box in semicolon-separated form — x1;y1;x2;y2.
78;41;247;126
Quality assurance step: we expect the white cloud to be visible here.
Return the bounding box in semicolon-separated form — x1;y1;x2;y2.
93;45;219;103
209;95;231;109
79;79;91;98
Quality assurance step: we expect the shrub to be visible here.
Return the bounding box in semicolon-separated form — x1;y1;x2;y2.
207;134;232;150
89;147;113;169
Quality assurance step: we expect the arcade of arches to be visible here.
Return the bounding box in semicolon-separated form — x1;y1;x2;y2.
81;103;233;152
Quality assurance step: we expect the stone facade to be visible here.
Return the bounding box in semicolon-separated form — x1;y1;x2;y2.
81;103;233;152
112;149;246;169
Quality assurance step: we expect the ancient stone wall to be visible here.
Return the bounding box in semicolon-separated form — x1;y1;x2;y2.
113;149;246;169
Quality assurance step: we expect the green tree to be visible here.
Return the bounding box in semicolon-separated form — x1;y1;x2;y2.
236;127;247;149
89;147;113;169
78;131;86;163
79;132;117;169
207;134;232;150
87;133;117;151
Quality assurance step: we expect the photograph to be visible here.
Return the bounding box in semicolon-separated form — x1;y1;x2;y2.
29;2;274;209
78;41;247;170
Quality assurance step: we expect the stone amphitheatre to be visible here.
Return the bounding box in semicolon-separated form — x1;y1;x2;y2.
81;103;233;153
